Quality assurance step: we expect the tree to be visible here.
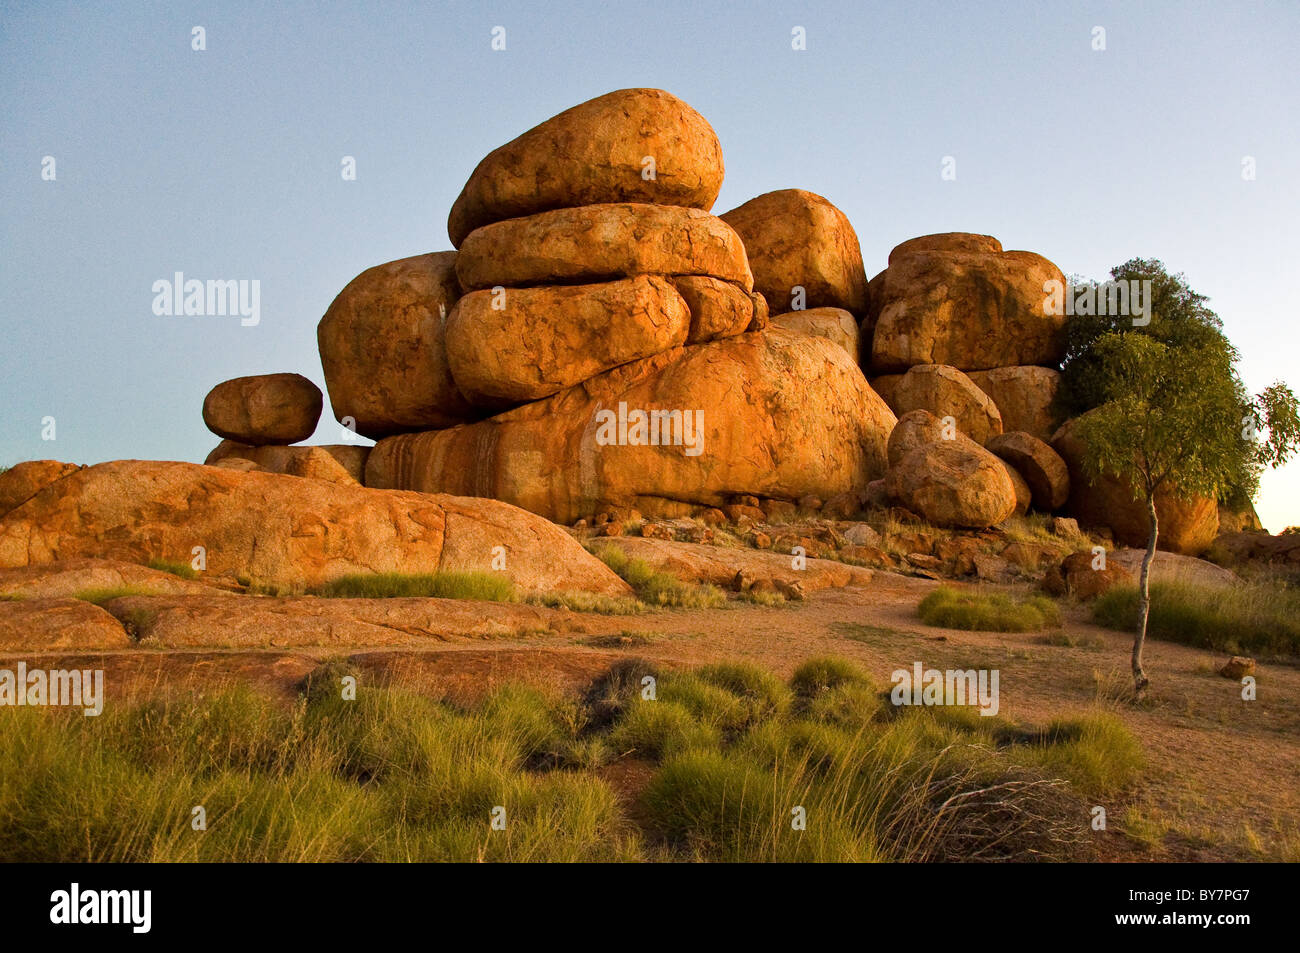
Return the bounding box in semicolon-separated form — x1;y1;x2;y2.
1073;331;1299;695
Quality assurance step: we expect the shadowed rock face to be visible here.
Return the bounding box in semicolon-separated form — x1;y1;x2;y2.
720;189;868;318
870;233;1067;372
201;373;322;445
986;431;1070;512
366;329;896;525
317;252;477;440
0;460;630;596
454;203;753;292
1051;414;1220;555
447;88;725;248
769;308;860;363
205;441;371;483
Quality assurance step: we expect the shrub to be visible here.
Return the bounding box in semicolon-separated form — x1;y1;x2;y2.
311;571;515;602
1091;581;1300;658
592;545;726;609
918;587;1061;632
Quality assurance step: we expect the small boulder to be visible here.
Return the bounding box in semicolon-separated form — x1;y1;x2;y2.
884;441;1019;529
202;373;322;445
986;431;1070;512
965;366;1063;441
769;307;860;362
1219;656;1256;680
885;365;1003;445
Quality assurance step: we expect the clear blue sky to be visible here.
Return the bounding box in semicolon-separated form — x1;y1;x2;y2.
2;1;1297;529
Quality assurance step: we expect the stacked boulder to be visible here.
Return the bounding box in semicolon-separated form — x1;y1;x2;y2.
317;88;894;523
863;234;1072;529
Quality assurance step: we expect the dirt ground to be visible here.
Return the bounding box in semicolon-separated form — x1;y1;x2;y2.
7;571;1296;861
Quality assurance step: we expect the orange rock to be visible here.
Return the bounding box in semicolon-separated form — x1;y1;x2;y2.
884;364;1003;445
455;203;753;292
720;189;868;317
965;366;1063;441
769;307;860;363
986;431;1070;511
447;88;724;247
0;460;80;518
885;441;1018;529
202;373;322;445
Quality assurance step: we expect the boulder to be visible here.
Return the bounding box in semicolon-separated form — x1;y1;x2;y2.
1051;415;1220;555
965;366;1063;442
870;233;1067;371
886;409;982;467
201;373;322;445
317;252;477;439
0;461;631;595
0;460;80;518
985;431;1070;511
884;441;1018;529
1042;550;1134;600
1219;657;1255;680
719;189;867;317
1216;502;1265;534
0;558;216;600
1002;462;1032;517
883;364;1003;445
1209;531;1300;565
455;203;753;292
367;329;896;524
206;441;370;483
769;308;860;362
672;276;757;343
447;88;724;247
212;457;263;472
0;598;130;651
445;275;691;406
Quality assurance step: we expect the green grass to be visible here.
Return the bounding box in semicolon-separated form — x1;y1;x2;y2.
1091;580;1300;658
527;590;644;615
1039;632;1106;650
918;587;1062;633
591;544;726;609
310;571;516;601
71;586;153;606
0;658;1143;862
146;558;199;580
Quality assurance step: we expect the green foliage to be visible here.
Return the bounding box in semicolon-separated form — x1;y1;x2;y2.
1058;258;1300;508
918;587;1061;632
1092;581;1300;657
0;659;1146;862
146;558;198;580
310;571;515;602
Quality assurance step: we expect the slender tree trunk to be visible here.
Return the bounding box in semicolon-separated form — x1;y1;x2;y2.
1134;494;1158;697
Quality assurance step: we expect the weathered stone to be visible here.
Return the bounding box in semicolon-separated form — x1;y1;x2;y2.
719;189;867;316
446;276;690;406
871;234;1067;371
0;460;80;519
0;598;130;651
447;88;725;247
886;409;982;468
206;441;371;484
965;366;1063;442
0;460;630;595
202;373;322;445
769;307;860;362
317;253;476;438
455;203;753;292
884;441;1018;529
1042;550;1133;600
673;276;756;344
883;365;1003;445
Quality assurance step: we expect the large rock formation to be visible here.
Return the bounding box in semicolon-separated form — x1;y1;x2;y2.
445;275;691;406
965;366;1063;442
202;373;322;445
0;461;631;595
317;252;476;439
367;329;896;524
1051;415;1219;555
870;233;1067;372
720;189;867;318
447;88;725;247
454;203;753;291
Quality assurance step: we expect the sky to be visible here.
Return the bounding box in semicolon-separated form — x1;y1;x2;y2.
2;0;1297;529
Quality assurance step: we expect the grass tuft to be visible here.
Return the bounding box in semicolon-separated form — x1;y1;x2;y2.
918;587;1061;632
